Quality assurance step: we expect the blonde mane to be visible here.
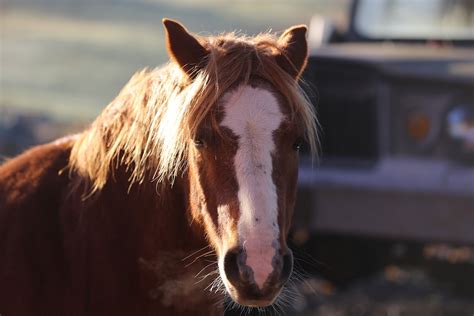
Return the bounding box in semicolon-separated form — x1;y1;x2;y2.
69;31;318;194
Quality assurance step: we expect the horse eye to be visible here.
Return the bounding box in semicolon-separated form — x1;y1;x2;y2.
293;138;303;151
194;138;205;148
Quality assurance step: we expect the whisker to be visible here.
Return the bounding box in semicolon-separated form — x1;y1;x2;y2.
185;250;215;267
294;267;325;297
194;261;217;278
195;270;219;285
181;245;211;262
291;246;334;272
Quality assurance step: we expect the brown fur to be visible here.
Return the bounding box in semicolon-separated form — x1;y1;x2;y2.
275;25;309;78
0;140;222;316
0;19;316;315
163;19;209;76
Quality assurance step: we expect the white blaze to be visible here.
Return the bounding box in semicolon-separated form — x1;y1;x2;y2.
221;85;283;288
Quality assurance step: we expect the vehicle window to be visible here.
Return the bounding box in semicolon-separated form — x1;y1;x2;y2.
354;0;473;40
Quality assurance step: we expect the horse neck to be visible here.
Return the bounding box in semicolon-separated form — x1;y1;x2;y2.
63;166;220;311
70;166;207;256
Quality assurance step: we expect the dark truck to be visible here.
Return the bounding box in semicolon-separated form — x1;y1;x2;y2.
297;0;474;244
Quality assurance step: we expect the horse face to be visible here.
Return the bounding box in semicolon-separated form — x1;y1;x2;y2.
163;19;309;308
188;82;302;307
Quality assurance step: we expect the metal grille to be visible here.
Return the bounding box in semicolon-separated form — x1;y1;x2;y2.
303;57;379;166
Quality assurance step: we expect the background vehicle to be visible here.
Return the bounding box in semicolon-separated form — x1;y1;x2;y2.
281;2;474;314
297;0;474;244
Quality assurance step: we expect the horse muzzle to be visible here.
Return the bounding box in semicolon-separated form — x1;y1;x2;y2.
221;246;293;307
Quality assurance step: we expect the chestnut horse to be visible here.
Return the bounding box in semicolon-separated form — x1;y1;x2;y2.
0;19;317;316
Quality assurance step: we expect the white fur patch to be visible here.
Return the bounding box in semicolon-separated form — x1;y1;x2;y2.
221;85;284;289
217;204;234;251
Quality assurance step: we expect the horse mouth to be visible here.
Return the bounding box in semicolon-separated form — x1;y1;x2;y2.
222;273;286;308
232;291;280;308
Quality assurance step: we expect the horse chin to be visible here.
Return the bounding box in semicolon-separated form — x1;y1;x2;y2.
238;300;275;308
224;283;282;308
231;294;279;308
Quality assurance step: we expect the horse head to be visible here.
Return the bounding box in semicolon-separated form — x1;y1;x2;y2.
163;19;316;307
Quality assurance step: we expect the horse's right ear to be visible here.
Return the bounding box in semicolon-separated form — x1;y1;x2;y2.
162;18;208;76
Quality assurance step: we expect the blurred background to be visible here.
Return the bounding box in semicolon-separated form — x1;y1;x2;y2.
1;0;473;315
0;0;348;154
0;0;347;123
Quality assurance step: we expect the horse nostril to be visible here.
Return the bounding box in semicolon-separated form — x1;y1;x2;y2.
223;247;251;286
223;248;239;286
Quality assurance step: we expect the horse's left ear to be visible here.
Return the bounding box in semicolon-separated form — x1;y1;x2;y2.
275;25;308;79
162;18;209;76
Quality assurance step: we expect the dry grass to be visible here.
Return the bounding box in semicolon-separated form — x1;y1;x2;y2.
0;0;349;121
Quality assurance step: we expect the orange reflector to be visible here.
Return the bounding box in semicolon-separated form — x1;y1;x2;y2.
407;112;431;141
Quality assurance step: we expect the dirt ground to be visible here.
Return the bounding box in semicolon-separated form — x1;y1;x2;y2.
290;266;474;316
225;238;474;316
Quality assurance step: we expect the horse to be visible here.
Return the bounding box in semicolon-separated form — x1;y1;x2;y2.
0;19;317;316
